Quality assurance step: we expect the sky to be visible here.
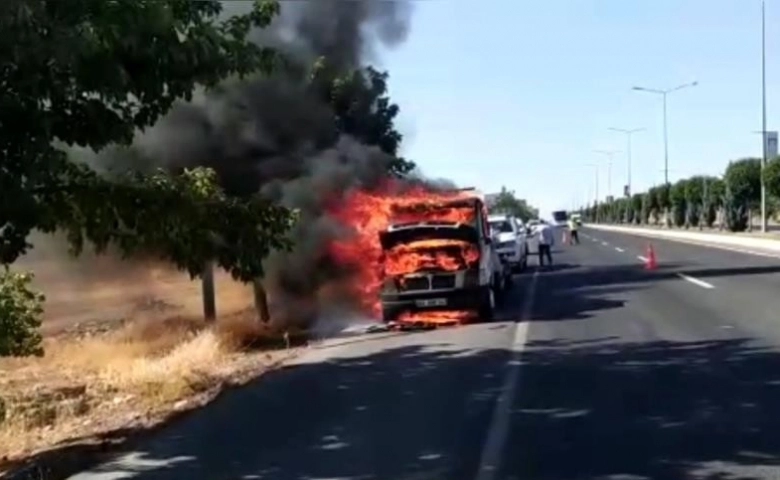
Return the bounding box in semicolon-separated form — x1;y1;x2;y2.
379;0;778;218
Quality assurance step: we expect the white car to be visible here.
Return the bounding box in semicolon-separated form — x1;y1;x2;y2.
488;214;529;273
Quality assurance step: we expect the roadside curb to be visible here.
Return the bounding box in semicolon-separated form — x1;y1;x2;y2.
585;224;780;256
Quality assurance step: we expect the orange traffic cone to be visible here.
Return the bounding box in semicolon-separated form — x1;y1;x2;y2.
644;243;657;270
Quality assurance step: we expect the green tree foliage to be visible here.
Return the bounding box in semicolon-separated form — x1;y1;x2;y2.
311;63;415;176
630;193;643;224
490;187;538;222
1;0;296;355
724;158;762;210
669;179;687;227
764;157;780;200
578;157;769;233
0;270;44;357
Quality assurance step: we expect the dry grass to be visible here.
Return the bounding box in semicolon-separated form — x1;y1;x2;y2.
0;239;306;471
0;311;303;468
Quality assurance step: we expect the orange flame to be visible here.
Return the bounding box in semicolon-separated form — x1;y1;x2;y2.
327;183;481;319
398;310;475;324
384;239;479;277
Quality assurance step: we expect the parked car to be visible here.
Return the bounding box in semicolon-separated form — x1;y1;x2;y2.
488;214;529;273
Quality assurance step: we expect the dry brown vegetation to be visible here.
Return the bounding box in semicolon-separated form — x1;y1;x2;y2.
0;235;304;473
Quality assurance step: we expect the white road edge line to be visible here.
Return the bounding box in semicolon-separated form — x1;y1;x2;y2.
615;247;625;252
593;228;780;260
475;269;538;480
678;273;715;289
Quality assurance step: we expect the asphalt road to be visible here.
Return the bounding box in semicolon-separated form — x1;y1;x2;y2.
67;227;780;480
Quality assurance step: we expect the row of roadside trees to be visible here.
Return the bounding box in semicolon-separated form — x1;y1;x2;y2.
580;156;780;232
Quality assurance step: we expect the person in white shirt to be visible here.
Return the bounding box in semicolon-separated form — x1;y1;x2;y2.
537;221;554;266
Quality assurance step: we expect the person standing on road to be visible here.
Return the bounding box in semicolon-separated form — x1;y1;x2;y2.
568;218;579;245
537;221;554;266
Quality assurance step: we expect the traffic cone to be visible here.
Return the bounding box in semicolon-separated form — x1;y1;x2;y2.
645;243;657;270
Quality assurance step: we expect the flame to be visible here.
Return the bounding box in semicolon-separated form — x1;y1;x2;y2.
398;310;475;324
384;239;479;276
327;183;480;320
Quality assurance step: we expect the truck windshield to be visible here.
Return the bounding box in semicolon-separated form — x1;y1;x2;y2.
489;220;513;234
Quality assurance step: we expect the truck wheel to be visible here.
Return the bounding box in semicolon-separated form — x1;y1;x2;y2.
382;306;399;323
478;286;495;321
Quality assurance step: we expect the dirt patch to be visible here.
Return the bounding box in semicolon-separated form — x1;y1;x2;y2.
0;311;308;479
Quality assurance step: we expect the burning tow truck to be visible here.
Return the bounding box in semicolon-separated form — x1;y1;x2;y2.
378;189;512;327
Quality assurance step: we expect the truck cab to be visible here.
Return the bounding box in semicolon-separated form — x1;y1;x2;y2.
378;196;511;324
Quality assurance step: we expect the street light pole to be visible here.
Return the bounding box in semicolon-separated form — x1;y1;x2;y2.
594;149;621;198
633;81;698;186
761;0;768;232
585;163;599;221
609;127;645;196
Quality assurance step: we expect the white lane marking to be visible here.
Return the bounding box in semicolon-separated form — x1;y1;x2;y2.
601;241;609;246
677;273;715;289
615;247;625;253
475;270;538;480
637;255;648;262
593;228;780;260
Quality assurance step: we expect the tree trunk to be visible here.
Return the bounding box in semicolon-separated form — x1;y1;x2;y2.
202;262;217;322
253;278;270;324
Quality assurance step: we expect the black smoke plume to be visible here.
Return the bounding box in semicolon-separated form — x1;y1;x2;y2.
93;0;426;324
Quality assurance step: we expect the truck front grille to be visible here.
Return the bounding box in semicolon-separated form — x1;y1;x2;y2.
431;274;456;289
402;277;430;291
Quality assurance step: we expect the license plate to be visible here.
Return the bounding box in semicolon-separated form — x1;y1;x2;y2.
416;298;447;308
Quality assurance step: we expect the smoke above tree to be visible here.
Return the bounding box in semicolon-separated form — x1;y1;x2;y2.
88;0;432;324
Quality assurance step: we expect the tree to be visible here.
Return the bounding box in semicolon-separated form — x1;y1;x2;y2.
669;179;687;227
312;64;415;176
724;158;761;231
684;177;705;228
628;193;642;224
765;157;780;201
490;187;538;222
1;0;296;356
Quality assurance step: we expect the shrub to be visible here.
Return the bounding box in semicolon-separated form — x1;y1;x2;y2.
0;269;45;357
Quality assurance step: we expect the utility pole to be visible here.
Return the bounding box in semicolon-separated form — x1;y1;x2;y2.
761;0;768;232
594;149;620;198
633;81;698;186
609;127;645;196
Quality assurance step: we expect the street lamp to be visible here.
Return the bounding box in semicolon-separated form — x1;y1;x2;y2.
584;163;600;222
633;81;698;185
593;149;621;199
609;127;645;196
761;0;768;232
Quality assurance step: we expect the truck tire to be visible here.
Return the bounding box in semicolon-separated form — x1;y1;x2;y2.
381;306;399;323
478;285;495;321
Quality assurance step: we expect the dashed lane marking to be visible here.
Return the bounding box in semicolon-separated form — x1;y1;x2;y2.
678;273;715;289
